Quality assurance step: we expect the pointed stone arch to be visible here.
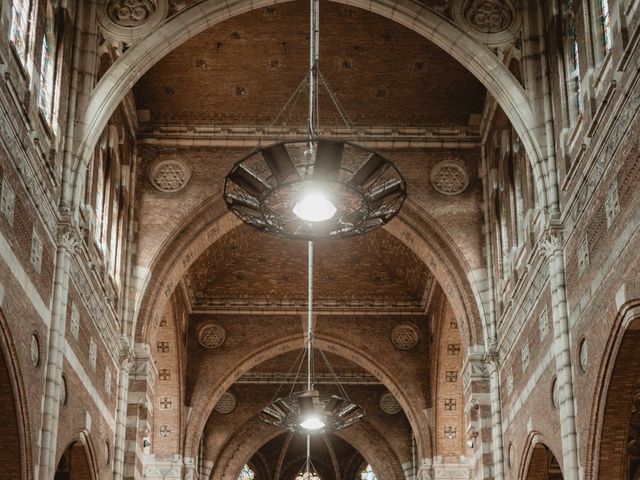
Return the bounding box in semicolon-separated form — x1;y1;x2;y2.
518;433;564;480
54;432;99;480
183;333;432;467
70;0;550;214
587;300;640;479
0;308;33;480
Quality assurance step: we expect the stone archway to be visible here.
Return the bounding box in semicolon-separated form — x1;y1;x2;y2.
587;300;640;479
521;442;564;480
54;437;97;480
0;309;32;480
183;333;432;469
70;0;550;214
132;196;485;353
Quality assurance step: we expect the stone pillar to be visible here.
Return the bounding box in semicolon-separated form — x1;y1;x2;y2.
431;457;474;479
461;347;493;480
114;338;134;480
487;356;504;480
124;343;157;480
37;225;78;480
541;229;579;480
416;457;433;480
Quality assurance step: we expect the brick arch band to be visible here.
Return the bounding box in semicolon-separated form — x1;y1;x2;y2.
186;334;425;474
55;431;101;480
68;0;552;215
587;299;640;479
132;195;484;351
0;308;33;480
206;419;404;480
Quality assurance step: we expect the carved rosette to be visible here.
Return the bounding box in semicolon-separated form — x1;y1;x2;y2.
451;0;521;47
430;155;470;196
149;156;192;193
99;0;169;46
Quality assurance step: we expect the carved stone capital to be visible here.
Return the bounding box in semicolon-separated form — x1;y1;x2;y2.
57;225;80;253
540;229;563;258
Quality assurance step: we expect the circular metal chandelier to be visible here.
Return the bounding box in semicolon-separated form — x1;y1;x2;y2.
224;139;406;239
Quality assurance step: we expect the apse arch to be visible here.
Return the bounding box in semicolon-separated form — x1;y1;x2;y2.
207;416;404;480
54;432;99;480
70;0;551;215
133;195;484;353
0;308;33;480
183;333;432;468
586;299;640;479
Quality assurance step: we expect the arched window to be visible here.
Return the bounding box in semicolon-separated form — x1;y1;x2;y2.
598;0;613;54
9;0;32;63
360;464;378;480
563;0;583;125
238;464;255;480
38;1;57;120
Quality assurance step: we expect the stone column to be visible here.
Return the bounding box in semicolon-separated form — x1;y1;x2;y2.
113;338;134;480
487;355;504;480
124;343;157;480
541;229;579;480
37;225;78;480
416;457;433;480
462;347;493;480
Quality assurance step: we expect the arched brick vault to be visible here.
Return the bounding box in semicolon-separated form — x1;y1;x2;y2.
0;308;33;480
207;417;405;480
69;0;552;215
55;432;101;480
133;196;484;350
586;299;640;479
182;334;432;464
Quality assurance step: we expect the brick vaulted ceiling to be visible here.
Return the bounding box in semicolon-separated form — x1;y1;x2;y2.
133;0;485;128
184;225;434;309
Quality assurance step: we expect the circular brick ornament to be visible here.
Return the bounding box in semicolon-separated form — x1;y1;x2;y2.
30;333;40;367
104;441;110;465
508;443;514;469
579;338;588;373
198;323;227;349
149;157;192;193
379;393;402;415
215;392;237;414
430;156;470;196
391;323;420;350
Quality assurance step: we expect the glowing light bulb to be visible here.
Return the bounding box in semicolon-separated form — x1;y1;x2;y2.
300;415;326;430
293;192;336;222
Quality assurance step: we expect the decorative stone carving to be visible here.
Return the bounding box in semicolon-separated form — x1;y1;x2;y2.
506;370;513;396
551;377;559;409
390;323;420;350
540;230;563;258
379;392;402;415
99;0;169;46
197;323;227;349
538;306;549;341
605;180;620;228
452;0;522;47
149;157;192;193
60;374;68;406
159;424;172;437
579;338;588;373
214;392;237;414
577;237;589;277
30;333;40;367
430;156;469;195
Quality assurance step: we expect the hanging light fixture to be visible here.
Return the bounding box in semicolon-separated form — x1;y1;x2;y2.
259;242;365;434
223;0;406;240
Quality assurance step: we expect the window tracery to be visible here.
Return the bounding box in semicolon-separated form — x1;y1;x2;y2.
360;464;377;480
600;0;612;53
9;0;31;63
563;0;583;124
238;464;255;480
38;1;57;120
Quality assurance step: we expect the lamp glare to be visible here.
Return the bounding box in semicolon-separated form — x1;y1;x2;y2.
300;416;326;430
293;192;337;222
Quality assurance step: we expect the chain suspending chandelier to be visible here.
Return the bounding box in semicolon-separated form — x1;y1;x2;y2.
223;0;407;451
223;0;406;240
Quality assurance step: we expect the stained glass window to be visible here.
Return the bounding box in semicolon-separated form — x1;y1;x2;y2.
238;464;255;480
563;0;582;122
601;0;612;53
360;464;378;480
38;2;56;119
9;0;31;63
